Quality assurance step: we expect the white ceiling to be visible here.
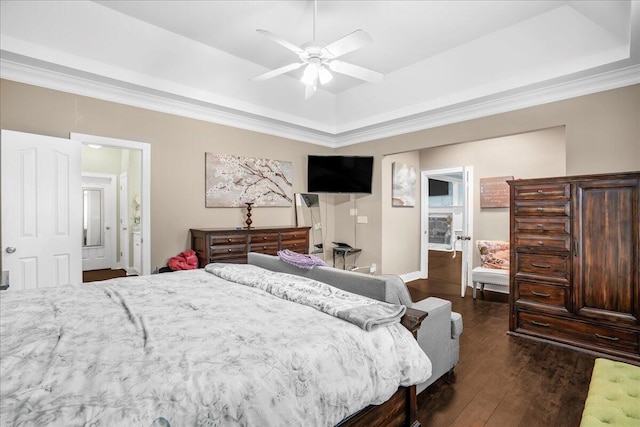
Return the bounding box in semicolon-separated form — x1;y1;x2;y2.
1;0;638;147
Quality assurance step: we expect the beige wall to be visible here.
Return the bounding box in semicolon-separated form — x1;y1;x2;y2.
338;85;640;273
0;80;333;271
381;152;421;274
2;79;638;275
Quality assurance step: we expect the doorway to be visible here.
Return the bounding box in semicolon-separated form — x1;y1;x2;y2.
421;167;474;297
71;133;151;275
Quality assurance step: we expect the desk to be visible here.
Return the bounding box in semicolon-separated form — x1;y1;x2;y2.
332;247;361;270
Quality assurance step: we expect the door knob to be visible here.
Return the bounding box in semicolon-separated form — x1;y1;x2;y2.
5;247;16;254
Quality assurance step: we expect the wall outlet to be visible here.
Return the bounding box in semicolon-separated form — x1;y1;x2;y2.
370;263;377;274
357;216;368;224
314;222;322;230
349;208;358;216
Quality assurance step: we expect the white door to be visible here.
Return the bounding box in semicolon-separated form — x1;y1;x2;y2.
1;130;82;290
459;166;474;297
81;174;116;271
420;166;474;296
119;172;130;271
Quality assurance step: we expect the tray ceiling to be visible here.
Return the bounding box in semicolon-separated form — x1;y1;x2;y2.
1;0;638;147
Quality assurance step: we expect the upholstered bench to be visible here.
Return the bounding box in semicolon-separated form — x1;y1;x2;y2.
580;358;640;427
471;240;510;299
471;267;509;299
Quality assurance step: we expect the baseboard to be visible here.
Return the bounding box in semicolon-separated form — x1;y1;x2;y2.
125;267;138;276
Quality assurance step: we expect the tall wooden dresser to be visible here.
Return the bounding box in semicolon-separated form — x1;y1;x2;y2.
190;226;310;267
508;172;640;363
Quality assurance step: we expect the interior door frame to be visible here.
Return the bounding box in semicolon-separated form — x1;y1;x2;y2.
70;133;151;275
420;166;474;296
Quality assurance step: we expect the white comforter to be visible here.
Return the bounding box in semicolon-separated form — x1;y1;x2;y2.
0;267;431;427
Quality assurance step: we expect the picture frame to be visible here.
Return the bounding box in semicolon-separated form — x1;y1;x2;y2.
391;162;416;207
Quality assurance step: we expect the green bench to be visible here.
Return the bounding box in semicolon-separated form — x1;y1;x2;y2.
580;358;640;426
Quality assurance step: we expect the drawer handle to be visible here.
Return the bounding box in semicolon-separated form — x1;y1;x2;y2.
531;291;551;298
531;320;550;328
536;207;544;212
536;224;544;228
538;241;544;246
263;236;267;240
228;249;232;252
228;238;232;242
537;189;543;194
531;263;551;269
263;245;267;249
595;333;620;342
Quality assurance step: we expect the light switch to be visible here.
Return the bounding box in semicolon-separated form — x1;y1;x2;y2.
357;216;368;224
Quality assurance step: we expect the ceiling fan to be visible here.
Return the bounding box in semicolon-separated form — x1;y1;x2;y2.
251;0;384;99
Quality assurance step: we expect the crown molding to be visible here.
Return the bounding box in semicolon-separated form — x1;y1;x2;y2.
2;56;638;149
0;57;337;148
332;63;640;147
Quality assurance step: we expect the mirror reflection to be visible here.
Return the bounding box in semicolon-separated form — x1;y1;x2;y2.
295;193;324;256
83;188;103;247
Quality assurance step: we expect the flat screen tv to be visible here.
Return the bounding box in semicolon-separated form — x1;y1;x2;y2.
307;155;374;194
429;179;450;196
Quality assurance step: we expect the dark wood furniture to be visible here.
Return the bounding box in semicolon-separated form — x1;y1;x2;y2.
190;226;310;267
508;172;640;363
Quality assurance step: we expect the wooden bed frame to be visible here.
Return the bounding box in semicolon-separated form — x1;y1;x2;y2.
336;307;428;427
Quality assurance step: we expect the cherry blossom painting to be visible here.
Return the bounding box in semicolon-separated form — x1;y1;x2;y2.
205;153;293;207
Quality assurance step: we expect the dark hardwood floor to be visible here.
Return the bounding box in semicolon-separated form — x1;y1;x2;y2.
83;268;129;283
407;278;595;427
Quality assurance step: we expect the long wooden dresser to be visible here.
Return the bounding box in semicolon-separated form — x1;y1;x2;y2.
508;172;640;363
190;226;310;267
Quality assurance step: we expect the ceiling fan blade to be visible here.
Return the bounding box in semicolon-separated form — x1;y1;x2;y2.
251;63;304;81
323;30;373;59
329;60;383;84
304;83;316;100
256;29;306;56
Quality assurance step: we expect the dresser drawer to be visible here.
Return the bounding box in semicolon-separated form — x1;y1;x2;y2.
249;242;279;255
281;239;307;252
517;311;639;355
515;252;569;281
514;234;571;250
250;233;279;244
280;231;308;242
515;278;568;310
210;234;247;246
210;245;247;258
513;201;570;217
514;217;570;234
514;183;570;200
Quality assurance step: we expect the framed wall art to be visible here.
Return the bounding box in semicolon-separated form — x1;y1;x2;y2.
480;176;513;208
392;162;416;207
205;153;293;207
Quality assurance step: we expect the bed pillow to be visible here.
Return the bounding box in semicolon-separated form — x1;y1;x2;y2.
477;240;510;270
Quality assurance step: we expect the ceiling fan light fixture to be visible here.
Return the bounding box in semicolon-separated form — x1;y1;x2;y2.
301;63;318;85
318;65;333;85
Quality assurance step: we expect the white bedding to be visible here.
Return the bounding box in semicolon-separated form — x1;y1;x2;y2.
0;267;431;427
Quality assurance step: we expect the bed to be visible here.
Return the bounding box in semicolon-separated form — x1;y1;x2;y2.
0;262;431;426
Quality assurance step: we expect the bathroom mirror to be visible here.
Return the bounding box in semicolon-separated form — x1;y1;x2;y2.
295;193;323;255
83;188;103;247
